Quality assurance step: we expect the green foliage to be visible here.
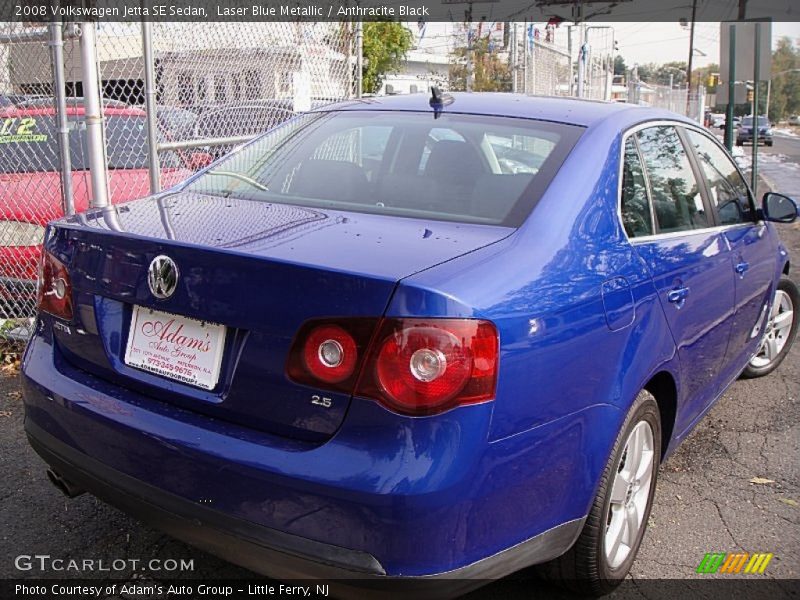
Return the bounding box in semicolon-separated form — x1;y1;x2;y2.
768;37;800;122
614;55;627;76
450;37;512;92
361;21;414;94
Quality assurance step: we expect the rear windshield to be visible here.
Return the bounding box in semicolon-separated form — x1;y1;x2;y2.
0;114;182;173
185;110;583;226
742;116;768;127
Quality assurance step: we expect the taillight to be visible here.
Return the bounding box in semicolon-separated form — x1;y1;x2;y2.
286;317;499;416
286;318;378;393
37;249;73;320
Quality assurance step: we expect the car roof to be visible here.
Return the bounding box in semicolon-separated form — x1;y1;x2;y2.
310;92;688;129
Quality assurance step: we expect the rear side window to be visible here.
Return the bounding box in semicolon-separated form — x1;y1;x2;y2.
636;126;709;233
620;138;653;238
686;129;753;225
186;111;583;227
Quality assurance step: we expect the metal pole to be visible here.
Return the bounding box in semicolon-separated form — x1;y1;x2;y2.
522;19;528;94
685;0;697;116
765;78;771;122
751;22;760;193
465;3;473;92
48;22;75;216
576;24;585;98
141;21;161;194
567;25;573;96
724;24;736;150
355;19;363;98
79;21;110;209
511;22;517;93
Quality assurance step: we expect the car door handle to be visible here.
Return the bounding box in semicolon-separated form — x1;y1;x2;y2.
735;261;750;275
667;286;690;304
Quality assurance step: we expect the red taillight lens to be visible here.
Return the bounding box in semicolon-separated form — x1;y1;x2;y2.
37;249;73;320
286;317;499;416
286;318;378;393
360;319;498;415
302;324;358;384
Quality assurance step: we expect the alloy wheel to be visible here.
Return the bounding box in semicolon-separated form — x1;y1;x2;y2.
604;420;655;569
750;290;795;369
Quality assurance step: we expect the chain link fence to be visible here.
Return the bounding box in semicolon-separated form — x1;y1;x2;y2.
0;20;356;353
510;23;572;97
629;81;707;122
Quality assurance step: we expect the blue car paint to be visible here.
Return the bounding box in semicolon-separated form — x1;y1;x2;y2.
22;94;791;579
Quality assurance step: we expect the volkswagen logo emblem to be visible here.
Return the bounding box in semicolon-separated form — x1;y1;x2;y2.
147;255;179;299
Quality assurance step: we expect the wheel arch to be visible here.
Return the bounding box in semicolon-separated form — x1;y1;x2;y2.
642;371;678;459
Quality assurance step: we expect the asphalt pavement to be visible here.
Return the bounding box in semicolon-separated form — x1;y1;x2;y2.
1;138;798;599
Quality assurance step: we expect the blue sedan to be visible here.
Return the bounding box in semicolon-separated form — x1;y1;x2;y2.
22;93;799;595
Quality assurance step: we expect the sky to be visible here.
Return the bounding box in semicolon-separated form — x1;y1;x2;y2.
414;21;800;70
609;21;800;68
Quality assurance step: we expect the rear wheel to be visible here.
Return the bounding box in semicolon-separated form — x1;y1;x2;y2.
538;390;661;595
742;277;799;378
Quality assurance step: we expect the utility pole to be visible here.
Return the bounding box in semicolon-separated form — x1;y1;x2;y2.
685;0;697;116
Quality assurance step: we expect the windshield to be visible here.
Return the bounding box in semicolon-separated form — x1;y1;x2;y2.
0;114;182;173
742;116;768;127
185;110;583;226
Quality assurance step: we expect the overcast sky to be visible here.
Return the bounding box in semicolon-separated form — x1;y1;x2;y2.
416;21;800;70
608;21;800;68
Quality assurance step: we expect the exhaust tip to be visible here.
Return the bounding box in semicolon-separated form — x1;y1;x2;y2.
46;469;85;498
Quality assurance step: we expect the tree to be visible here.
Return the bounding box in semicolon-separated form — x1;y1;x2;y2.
692;63;720;93
652;61;688;87
450;36;512;92
768;37;800;121
361;21;413;94
613;55;627;77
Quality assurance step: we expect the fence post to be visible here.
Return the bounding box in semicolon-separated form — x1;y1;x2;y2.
48;22;75;216
355;19;363;98
142;21;161;194
79;21;110;209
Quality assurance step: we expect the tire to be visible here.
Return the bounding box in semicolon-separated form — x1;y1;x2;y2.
741;276;799;378
766;141;773;147
736;140;743;146
537;390;661;596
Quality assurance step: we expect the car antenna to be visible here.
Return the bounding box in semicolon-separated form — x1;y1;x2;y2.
429;86;454;119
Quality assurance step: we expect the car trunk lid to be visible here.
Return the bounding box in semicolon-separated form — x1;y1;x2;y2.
48;191;512;441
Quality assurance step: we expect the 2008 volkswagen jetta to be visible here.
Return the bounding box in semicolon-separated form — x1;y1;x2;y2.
22;93;799;596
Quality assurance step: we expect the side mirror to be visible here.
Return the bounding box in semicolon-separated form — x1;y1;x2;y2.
762;192;799;223
187;151;213;171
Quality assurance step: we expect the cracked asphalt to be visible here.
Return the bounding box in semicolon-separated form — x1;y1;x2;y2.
1;156;798;598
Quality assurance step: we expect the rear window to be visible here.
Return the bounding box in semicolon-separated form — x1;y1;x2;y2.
0;114;181;173
186;111;583;226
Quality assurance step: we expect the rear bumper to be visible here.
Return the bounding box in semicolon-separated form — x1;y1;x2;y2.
737;133;773;144
26;421;583;593
21;327;597;584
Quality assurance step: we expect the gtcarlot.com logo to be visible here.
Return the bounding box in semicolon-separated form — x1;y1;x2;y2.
14;554;195;572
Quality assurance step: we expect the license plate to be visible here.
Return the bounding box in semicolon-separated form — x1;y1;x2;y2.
124;305;226;390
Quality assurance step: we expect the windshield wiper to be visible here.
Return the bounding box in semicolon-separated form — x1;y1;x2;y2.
206;170;269;196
